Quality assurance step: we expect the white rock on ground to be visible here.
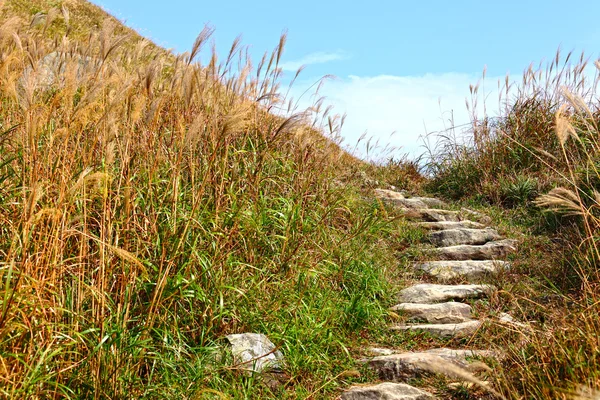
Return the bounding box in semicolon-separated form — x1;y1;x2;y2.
363;352;480;380
415;220;486;230
400;208;461;222
390;302;472;324
396;284;496;304
428;228;502;247
374;188;406;201
426;239;517;261
424;348;496;361
391;320;482;339
341;382;436;400
225;333;284;373
366;347;398;356
415;260;511;281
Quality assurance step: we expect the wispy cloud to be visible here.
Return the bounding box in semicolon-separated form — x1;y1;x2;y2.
279;51;349;71
290;72;507;160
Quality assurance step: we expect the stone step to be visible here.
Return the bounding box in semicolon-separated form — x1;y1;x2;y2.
397;284;496;304
428;228;502;247
363;349;491;381
414;220;487;230
375;189;447;209
415;260;511;281
424;239;517;261
400;208;461;222
391;302;472;324
391;320;482;339
341;382;436;400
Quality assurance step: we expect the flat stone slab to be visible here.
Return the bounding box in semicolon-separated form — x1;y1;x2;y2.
366;347;398;356
425;239;517;261
391;302;472;323
225;333;283;373
341;382;436;400
415;220;486;230
428;228;502;247
396;284;496;304
400;208;461;222
364;351;481;381
375;188;406;201
424;348;495;361
415;260;511;281
391;320;482;339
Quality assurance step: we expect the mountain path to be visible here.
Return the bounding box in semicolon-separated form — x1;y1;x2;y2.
340;188;519;399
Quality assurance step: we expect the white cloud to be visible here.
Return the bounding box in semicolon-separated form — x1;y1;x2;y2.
279;51;349;71
289;72;507;161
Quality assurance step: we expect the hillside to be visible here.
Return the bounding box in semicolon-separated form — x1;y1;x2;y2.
1;1;600;399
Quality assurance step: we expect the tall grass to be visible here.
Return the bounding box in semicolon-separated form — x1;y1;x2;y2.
426;48;600;398
0;5;401;398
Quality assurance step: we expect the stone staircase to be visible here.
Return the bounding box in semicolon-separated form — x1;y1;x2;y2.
341;189;518;399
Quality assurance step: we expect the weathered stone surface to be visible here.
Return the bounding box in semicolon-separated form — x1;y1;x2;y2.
428;228;502;247
400;208;461;222
396;284;496;304
415;260;511;281
424;348;495;361
364;352;474;380
225;333;283;373
391;320;482;339
426;239;517;261
411;197;448;209
366;347;397;356
20;52;94;89
341;382;436;400
374;188;406;201
391;302;472;323
415;220;486;230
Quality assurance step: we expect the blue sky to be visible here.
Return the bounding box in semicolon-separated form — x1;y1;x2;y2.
92;0;600;158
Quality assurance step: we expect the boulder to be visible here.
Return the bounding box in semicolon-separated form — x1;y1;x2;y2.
396;284;496;304
428;228;502;247
225;333;283;373
391;302;472;324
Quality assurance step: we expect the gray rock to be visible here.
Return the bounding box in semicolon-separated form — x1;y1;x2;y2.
414;220;487;230
375;188;406;201
396;284;496;304
364;352;475;380
426;239;517;261
391;302;472;323
428;228;502;247
366;347;398;356
400;208;461;222
341;382;436;400
412;197;448;209
415;260;511;281
20;51;94;90
424;348;495;361
225;333;283;373
391;320;482;339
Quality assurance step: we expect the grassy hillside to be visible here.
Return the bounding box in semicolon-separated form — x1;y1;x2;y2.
0;1;413;398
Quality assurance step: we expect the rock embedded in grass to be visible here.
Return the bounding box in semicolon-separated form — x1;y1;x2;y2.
400;208;461;222
415;220;487;230
425;239;517;261
341;382;436;399
428;228;502;247
225;333;283;373
391;320;482;339
415;260;511;281
396;284;496;304
391;302;473;323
